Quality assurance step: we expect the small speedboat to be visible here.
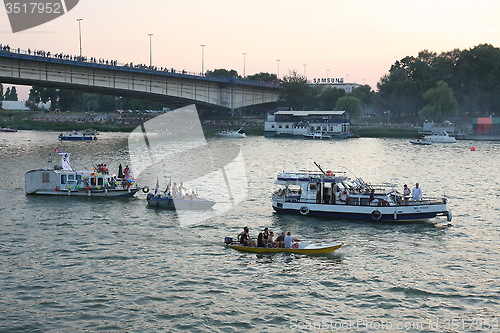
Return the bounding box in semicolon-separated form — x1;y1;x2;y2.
146;193;216;210
225;238;344;255
422;131;456;143
216;128;246;138
410;139;432;145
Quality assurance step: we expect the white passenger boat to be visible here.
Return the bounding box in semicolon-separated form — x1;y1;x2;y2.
216;128;247;138
422;131;456;143
271;163;452;222
25;150;140;197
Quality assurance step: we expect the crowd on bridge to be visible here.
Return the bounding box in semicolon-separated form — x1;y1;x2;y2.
1;43;194;76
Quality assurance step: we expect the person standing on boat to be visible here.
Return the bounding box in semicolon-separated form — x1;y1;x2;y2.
403;184;411;204
412;183;423;201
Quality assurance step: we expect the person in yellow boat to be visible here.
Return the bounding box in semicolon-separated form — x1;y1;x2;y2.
284;232;300;249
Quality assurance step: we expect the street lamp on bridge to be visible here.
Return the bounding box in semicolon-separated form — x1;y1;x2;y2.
201;44;206;75
148;33;153;67
276;59;280;78
77;18;82;58
243;52;246;78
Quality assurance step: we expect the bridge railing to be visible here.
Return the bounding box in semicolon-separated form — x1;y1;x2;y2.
0;44;280;89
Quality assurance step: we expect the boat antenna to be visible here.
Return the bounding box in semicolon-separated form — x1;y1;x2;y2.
314;162;326;175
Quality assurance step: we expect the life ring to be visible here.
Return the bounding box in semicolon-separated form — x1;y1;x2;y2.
371;210;382;220
299;206;310;215
142;186;149;193
338;190;349;202
325;170;333;177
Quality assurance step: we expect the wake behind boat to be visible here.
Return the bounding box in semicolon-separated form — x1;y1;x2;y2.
272;163;452;222
25;149;140;197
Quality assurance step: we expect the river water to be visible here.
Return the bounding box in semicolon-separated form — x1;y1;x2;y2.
0;130;498;332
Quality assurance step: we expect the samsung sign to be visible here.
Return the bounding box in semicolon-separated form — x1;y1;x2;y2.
312;77;344;84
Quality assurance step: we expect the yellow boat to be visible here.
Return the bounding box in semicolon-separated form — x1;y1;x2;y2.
227;242;344;255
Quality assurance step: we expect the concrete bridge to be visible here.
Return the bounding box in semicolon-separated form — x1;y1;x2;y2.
0;49;280;109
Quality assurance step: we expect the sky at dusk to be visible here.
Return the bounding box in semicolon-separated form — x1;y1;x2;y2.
1;0;500;100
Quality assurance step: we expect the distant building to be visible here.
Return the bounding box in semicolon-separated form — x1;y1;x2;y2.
309;77;361;93
264;110;350;137
473;117;499;135
1;100;29;110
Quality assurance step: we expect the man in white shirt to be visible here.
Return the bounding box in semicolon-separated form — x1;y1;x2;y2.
412;183;423;201
284;232;300;249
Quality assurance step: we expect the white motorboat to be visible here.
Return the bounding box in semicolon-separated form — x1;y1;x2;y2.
271;163;452;222
422;131;456;143
25;150;140;197
216;128;247;138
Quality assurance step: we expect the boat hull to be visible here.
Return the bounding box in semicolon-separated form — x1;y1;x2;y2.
147;197;216;210
228;242;344;254
27;189;138;197
272;202;450;222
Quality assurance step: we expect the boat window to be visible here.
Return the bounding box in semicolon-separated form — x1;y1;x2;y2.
90;178;96;186
68;175;75;181
308;183;317;191
76;175;82;181
97;178;104;186
60;174;67;184
42;172;50;183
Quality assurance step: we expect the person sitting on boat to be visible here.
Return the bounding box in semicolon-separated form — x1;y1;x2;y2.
266;231;275;248
370;189;375;202
257;233;265;247
237;227;255;247
262;228;270;243
275;232;286;248
284;232;300;249
412;183;423;201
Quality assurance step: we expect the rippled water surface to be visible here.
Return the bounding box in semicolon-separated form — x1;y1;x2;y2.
0;131;498;332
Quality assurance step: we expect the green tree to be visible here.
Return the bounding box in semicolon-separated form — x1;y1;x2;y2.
335;96;362;118
420;81;458;122
246;72;278;83
279;70;315;110
317;86;345;110
205;69;239;77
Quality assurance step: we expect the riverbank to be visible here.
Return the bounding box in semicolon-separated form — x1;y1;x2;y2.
0;109;421;138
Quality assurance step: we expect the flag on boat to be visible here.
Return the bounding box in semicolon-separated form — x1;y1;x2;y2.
56;152;72;170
